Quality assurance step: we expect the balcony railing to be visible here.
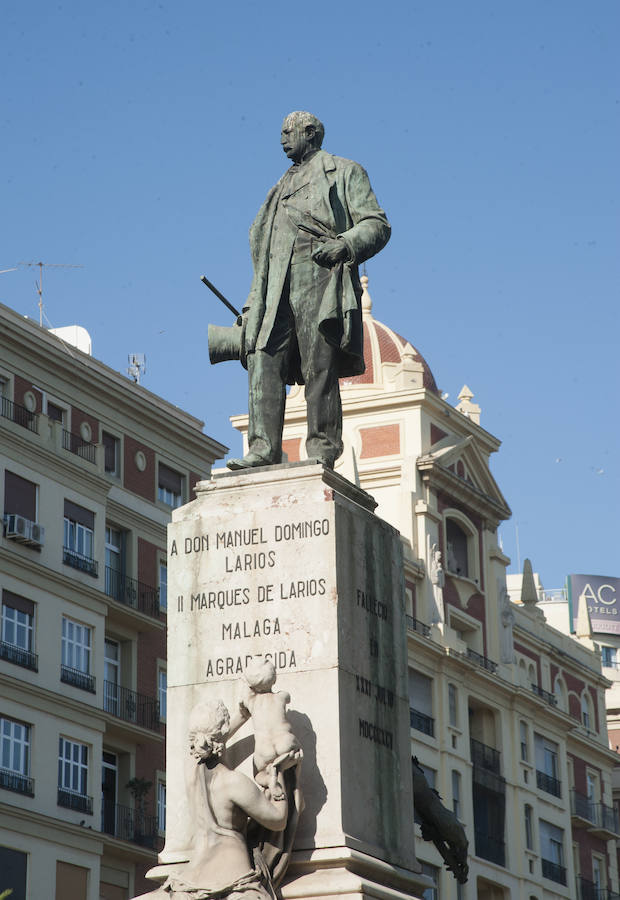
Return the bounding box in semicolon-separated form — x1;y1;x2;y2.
531;683;558;706
592;802;620;836
571;789;596;823
542;858;567;885
470;738;501;774
0;767;34;797
101;802;160;849
410;707;434;736
0;640;38;671
105;567;161;619
58;787;93;814
62;428;97;464
63;546;98;577
474;830;505;867
104;681;160;731
61;664;96;693
406;615;431;637
466;647;498;674
1;396;38;433
537;769;562;797
576;877;618;900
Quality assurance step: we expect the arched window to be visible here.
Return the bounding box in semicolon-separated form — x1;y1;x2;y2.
582;693;594;731
554;676;567;712
446;519;469;578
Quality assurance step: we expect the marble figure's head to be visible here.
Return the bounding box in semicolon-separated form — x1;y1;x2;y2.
245;659;277;693
188;699;230;761
281;111;324;162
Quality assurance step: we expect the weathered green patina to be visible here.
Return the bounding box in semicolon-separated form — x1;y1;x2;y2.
212;111;390;471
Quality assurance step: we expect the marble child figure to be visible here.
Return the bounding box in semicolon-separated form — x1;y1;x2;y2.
238;660;302;796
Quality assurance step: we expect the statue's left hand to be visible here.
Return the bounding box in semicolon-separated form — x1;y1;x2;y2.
312;238;349;268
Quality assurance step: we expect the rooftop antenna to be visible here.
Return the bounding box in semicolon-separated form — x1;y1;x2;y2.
19;261;84;326
128;353;146;384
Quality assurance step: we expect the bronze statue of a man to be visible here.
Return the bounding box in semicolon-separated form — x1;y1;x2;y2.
227;111;390;470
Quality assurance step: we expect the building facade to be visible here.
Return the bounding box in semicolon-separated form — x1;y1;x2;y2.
0;302;225;900
231;277;620;899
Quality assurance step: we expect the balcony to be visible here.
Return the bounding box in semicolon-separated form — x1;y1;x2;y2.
62;429;97;464
576;877;620;900
105;567;161;619
101;802;160;849
58;787;93;814
0;640;38;671
104;681;160;732
470;738;501;774
589;802;620;839
542;858;567;885
537;769;562;798
1;397;38;433
406;615;431;637
474;830;505;867
531;683;558;707
0;767;34;797
63;546;98;577
410;707;434;736
61;664;96;694
466;647;498;674
571;789;596;825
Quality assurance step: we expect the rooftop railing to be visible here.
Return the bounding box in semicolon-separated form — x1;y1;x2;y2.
466;647;498;674
410;708;434;737
0;397;38;433
0;640;38;672
531;683;558;706
0;767;34;797
406;616;431;637
62;428;97;464
58;787;93;815
101;803;160;849
103;681;160;732
105;567;161;619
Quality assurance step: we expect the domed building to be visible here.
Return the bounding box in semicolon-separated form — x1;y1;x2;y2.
230;278;619;900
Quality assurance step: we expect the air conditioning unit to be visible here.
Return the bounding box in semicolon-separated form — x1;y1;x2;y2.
28;522;45;548
5;514;31;542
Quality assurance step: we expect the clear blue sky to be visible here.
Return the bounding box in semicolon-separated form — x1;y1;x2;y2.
2;1;618;589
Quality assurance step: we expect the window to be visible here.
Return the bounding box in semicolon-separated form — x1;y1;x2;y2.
104;525;124;599
46;401;66;424
602;646;617;668
586;770;599;804
535;733;561;796
452;769;461;818
420;862;438;900
61;617;95;692
540;820;565;884
159;668;167;720
448;683;458;727
104;639;120;715
581;693;593;730
0;716;32;796
58;737;91;813
408;669;434;736
102;431;120;475
159;559;167;611
63;500;97;576
0;846;28;900
158;463;184;508
157;780;166;833
520;721;529;762
3;470;37;521
524;804;533;849
446;518;469;577
1;590;36;671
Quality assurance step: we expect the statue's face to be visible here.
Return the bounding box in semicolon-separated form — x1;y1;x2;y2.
281;118;315;163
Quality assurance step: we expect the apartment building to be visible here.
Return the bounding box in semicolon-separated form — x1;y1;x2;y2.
230;276;620;899
0;302;225;900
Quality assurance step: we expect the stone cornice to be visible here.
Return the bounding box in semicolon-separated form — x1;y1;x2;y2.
417;457;511;526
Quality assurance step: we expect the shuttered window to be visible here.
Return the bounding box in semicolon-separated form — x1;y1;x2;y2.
4;471;37;520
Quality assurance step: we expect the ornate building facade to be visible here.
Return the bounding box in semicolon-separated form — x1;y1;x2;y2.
0;302;225;899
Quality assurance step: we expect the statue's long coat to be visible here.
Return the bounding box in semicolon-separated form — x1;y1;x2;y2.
243;149;390;383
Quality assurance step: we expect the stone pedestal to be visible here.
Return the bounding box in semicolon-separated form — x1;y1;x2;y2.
149;461;426;899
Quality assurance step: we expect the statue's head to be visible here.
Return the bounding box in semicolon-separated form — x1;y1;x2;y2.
245;659;277;693
188;699;230;762
281;111;324;163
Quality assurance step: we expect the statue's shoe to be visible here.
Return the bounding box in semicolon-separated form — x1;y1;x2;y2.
226;453;274;470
